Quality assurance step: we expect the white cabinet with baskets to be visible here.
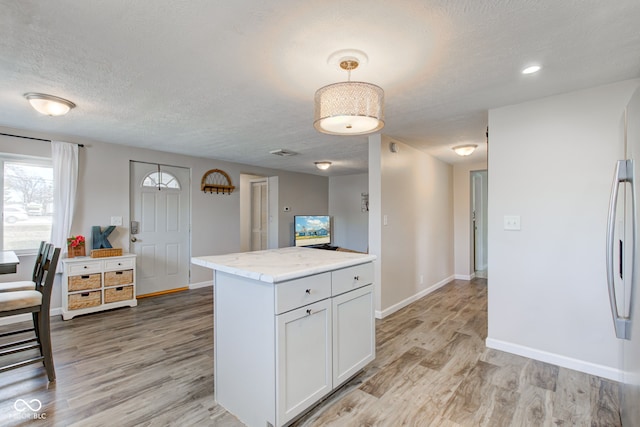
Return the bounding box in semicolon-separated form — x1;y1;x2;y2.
62;254;137;320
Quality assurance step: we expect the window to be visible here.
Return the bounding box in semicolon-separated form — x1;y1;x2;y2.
142;171;181;189
1;154;53;252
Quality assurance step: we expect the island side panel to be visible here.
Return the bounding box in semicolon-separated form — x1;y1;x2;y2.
215;270;276;427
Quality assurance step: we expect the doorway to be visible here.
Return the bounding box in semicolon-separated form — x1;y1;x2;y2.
471;170;488;278
250;178;268;251
130;161;191;296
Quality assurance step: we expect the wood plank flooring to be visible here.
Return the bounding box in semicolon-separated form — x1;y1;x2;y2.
0;278;621;426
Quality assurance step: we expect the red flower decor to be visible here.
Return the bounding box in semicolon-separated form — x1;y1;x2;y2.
68;235;85;248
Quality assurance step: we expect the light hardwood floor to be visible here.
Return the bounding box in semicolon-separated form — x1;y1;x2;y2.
0;278;621;426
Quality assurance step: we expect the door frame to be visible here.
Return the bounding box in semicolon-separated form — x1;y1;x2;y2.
249;177;269;251
129;160;192;296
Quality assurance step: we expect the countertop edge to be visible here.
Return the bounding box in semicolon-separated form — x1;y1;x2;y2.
192;252;376;283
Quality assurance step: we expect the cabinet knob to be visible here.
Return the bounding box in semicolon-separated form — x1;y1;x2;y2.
83;266;88;269
118;262;122;266
306;309;312;316
354;275;360;281
305;289;311;294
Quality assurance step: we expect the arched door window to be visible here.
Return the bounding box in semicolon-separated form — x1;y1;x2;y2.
142;171;181;190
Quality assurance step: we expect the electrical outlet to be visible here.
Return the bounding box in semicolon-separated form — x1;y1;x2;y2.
110;216;123;226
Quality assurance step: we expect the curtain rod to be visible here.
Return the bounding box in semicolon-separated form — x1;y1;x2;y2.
0;132;85;147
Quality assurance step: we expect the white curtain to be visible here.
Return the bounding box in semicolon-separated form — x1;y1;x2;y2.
51;141;79;256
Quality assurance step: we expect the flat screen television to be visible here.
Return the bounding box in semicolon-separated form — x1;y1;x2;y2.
294;215;331;247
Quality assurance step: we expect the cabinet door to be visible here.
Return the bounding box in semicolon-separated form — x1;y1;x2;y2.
276;299;332;426
332;284;375;386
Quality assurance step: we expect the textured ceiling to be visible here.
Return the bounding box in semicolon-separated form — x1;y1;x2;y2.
0;1;639;175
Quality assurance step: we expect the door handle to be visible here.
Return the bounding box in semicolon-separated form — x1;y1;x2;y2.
130;236;137;243
606;159;633;340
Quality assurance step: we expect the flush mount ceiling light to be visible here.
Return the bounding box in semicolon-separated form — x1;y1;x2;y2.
522;65;541;75
452;144;478;156
24;93;76;116
314;51;384;136
315;161;332;170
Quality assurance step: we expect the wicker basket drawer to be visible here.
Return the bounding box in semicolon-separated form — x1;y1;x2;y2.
68;273;101;291
68;291;101;310
104;270;133;287
105;285;134;303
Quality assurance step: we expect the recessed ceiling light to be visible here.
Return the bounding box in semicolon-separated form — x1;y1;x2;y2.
522;65;541;75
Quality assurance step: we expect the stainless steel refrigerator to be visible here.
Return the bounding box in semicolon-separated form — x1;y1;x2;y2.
607;86;640;426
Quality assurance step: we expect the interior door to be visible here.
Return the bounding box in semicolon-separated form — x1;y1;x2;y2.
471;170;488;273
250;178;268;251
130;161;191;296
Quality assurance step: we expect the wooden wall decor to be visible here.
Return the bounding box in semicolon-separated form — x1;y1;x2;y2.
201;169;235;194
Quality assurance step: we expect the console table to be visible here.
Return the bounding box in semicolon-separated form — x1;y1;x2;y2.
61;254;137;320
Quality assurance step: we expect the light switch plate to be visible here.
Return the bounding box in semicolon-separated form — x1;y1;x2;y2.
110;216;123;226
504;215;521;231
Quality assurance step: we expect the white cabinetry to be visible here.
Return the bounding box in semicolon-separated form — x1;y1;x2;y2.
62;254;137;320
212;260;374;427
332;284;375;386
276;299;332;425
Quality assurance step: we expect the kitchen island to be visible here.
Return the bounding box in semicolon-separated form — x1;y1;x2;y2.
192;247;376;427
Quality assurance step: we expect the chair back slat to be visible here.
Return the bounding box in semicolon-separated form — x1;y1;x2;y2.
36;246;60;313
34;243;53;286
32;241;47;282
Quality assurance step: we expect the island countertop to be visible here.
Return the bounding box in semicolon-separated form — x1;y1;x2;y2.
191;246;376;283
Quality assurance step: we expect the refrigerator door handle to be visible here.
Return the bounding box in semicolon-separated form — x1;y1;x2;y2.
606;159;633;340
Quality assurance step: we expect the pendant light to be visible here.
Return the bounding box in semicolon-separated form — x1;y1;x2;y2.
314;52;384;136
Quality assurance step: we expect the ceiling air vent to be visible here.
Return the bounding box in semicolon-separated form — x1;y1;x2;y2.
269;149;299;157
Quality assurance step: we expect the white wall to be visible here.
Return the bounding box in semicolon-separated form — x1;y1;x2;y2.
453;161;488;278
329;173;368;253
371;135;454;318
487;79;640;380
0;126;328;312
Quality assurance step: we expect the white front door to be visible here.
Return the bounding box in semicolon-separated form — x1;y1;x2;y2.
130;161;191;296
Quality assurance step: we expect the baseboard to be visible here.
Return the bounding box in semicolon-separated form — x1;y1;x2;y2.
485;337;622;382
375;275;454;319
137;287;189;299
0;307;63;326
189;281;213;290
454;274;474;280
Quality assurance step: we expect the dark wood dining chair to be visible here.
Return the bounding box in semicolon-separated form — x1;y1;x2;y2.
0;244;60;381
0;241;47;292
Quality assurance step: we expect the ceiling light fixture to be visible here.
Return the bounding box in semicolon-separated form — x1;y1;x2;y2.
313;53;384;136
24;93;76;116
521;65;541;75
452;144;478;156
315;161;332;170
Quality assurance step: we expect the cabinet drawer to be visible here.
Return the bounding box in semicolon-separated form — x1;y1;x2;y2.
331;263;374;296
68;291;101;310
104;270;133;287
104;258;135;270
105;285;134;303
68;273;101;291
275;272;331;314
68;261;102;275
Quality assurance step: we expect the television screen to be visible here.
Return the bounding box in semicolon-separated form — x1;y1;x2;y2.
294;215;331;247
